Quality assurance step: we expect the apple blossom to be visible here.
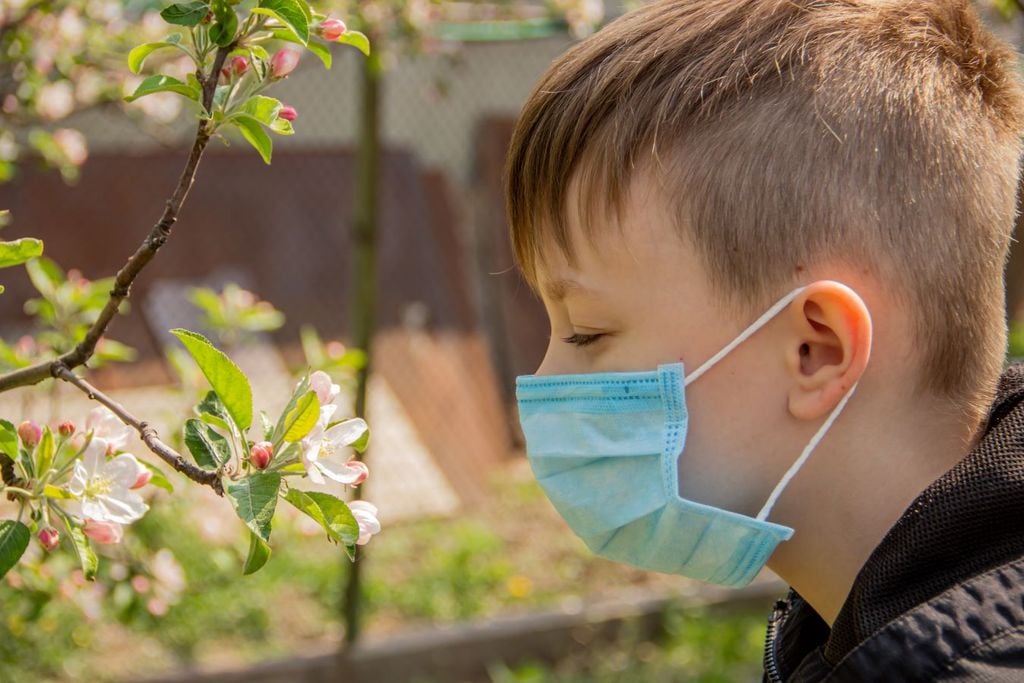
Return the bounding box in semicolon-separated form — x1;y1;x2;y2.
17;420;41;447
83;518;124;544
58;420;76;437
270;48;300;79
279;105;298;122
250;441;273;470
349;501;380;546
65;438;149;525
38;527;60;551
318;18;347;40
85;405;133;452
300;412;369;485
309;370;339;405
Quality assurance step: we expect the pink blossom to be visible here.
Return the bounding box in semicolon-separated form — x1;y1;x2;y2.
250;441;273;470
38;527;60;551
131;466;152;490
17;420;41;448
318;18;347;40
270;48;300;79
279;105;298;122
349;500;380;546
83;519;124;544
131;575;151;594
309;370;339;405
58;421;76;437
229;55;248;77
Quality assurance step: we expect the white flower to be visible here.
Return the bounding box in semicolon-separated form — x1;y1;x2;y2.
349;501;380;546
300;410;368;486
85;406;132;452
65;438;149;524
308;370;340;406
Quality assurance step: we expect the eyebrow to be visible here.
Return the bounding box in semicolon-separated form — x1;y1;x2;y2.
543;277;595;302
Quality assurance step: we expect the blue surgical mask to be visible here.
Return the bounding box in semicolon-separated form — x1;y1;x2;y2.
515;286;860;587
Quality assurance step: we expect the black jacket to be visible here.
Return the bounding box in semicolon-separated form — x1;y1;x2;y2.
763;364;1024;682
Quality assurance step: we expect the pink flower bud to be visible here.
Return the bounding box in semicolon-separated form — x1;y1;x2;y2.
270;48;300;79
131;575;151;594
345;459;369;486
38;527;60;552
83;519;123;545
17;420;41;448
279;105;298;122
58;421;75;437
318;18;347;40
132;467;152;490
250;441;273;470
220;66;231;81
229;55;248;77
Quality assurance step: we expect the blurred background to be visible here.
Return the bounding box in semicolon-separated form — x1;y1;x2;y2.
1;1;1024;681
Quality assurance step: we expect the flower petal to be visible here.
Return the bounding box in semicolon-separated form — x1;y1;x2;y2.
82;437;108;475
104;454;143;489
95;490;148;524
324;418;367;448
314;458;366;484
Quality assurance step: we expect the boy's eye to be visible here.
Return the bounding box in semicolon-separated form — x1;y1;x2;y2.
562;333;604;347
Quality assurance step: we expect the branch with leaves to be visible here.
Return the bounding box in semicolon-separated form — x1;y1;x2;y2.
0;0;375;584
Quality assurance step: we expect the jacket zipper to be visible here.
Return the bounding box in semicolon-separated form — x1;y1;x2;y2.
764;597;789;683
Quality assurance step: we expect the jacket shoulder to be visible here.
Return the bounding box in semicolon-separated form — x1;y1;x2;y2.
826;559;1024;682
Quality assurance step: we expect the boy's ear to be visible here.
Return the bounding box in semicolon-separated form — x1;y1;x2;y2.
785;281;872;421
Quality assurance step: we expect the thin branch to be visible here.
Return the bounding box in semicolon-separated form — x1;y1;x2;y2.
0;44;234;394
54;366;224;495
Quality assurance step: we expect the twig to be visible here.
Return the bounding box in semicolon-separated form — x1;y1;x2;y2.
0;43;234;495
0;44;233;393
54;366;223;495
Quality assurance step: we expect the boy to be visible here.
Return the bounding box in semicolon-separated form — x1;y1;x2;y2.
504;1;1024;680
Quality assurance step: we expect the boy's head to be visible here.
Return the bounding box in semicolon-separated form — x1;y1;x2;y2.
505;0;1024;429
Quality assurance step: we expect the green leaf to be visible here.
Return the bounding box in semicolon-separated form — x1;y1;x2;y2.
281;391;319;442
335;30;370;57
171;329;253;431
196;390;237;437
160;1;209;27
226;472;281;541
272;375;309;443
184;418;230;469
0;420;17;460
210;0;238;47
43;484;74;500
0;520;30;580
139;461;174;493
35;427;54;475
243;531;271;574
242;95;282;125
124;74;200;103
269;117;294;135
232;114;273;164
68;525;98;581
127;35;184;74
24;256;63;299
352;427;370;453
259;410;274;441
283;489;358;547
0;238;43;269
253;0;309;45
304;40;332;69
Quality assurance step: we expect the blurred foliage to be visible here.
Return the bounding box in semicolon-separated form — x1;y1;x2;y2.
0;255;135;374
187;283;284;348
486;608;765;683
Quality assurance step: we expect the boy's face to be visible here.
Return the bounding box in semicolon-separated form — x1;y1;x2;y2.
531;171;815;519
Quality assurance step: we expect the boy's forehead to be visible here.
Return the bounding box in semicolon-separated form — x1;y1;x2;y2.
535;172;691;298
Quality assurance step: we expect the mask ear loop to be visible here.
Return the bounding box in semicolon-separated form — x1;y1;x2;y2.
684;287;807;387
756;382;858;521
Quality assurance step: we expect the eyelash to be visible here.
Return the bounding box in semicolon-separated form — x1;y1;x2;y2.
562;333;604;347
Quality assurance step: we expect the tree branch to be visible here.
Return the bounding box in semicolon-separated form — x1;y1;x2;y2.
0;44;234;394
54;365;224;495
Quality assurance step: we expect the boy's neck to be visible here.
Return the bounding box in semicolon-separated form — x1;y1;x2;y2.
766;394;983;626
